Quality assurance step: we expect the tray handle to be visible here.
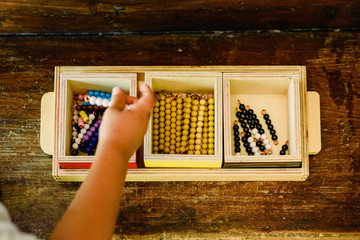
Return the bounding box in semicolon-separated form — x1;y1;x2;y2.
40;92;54;155
306;91;321;155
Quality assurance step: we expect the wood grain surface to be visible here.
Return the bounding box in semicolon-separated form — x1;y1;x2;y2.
0;31;359;239
0;0;359;33
0;1;360;238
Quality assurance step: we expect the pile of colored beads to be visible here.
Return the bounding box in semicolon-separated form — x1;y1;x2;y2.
152;92;215;155
70;89;111;155
234;100;289;156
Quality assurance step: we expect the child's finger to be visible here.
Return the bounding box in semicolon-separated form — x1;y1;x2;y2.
110;87;126;111
133;83;155;113
126;96;139;105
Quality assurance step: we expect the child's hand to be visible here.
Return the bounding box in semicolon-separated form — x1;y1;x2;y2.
97;83;154;160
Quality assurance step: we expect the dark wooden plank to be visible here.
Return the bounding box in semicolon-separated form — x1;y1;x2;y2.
0;31;360;239
0;0;359;33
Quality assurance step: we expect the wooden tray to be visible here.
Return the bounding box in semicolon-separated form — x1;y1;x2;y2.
40;66;321;182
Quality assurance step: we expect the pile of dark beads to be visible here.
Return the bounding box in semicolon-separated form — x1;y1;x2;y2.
233;101;288;156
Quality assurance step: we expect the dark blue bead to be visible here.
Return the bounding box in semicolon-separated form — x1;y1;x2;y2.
91;137;98;143
94;132;99;137
88;142;96;148
86;147;92;153
88;90;94;96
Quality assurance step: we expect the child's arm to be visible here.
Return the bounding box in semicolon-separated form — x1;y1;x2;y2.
50;84;154;240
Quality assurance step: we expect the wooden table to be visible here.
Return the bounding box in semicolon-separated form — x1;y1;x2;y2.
0;1;359;239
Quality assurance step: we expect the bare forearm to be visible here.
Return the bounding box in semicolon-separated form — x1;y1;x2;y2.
51;144;128;240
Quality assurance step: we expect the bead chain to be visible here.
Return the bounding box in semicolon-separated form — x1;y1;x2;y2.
70;90;111;155
235;100;287;156
152;92;214;155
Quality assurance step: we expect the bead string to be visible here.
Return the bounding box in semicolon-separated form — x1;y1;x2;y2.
70;89;111;156
235;100;288;156
152;92;214;155
233;120;241;155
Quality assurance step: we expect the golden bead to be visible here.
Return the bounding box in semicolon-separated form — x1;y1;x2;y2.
180;146;186;153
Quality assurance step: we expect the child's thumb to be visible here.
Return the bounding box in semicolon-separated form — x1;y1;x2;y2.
110;87;126;111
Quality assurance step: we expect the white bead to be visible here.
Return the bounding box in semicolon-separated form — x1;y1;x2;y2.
89;119;92;124
252;128;258;134
81;128;87;134
250;142;256;148
254;152;260;156
85;124;90;129
266;144;272;150
72;126;76;131
89;96;97;105
75;138;81;144
235;152;241;156
72;136;77;140
102;99;110;108
73;110;78;115
72;143;79;149
73;115;78;121
95;97;103;106
247;137;254;143
261;134;267;140
263;139;269;145
252;147;259;153
72;131;78;137
78;133;84;139
109;101;112;107
89;114;95;120
255;133;261;139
